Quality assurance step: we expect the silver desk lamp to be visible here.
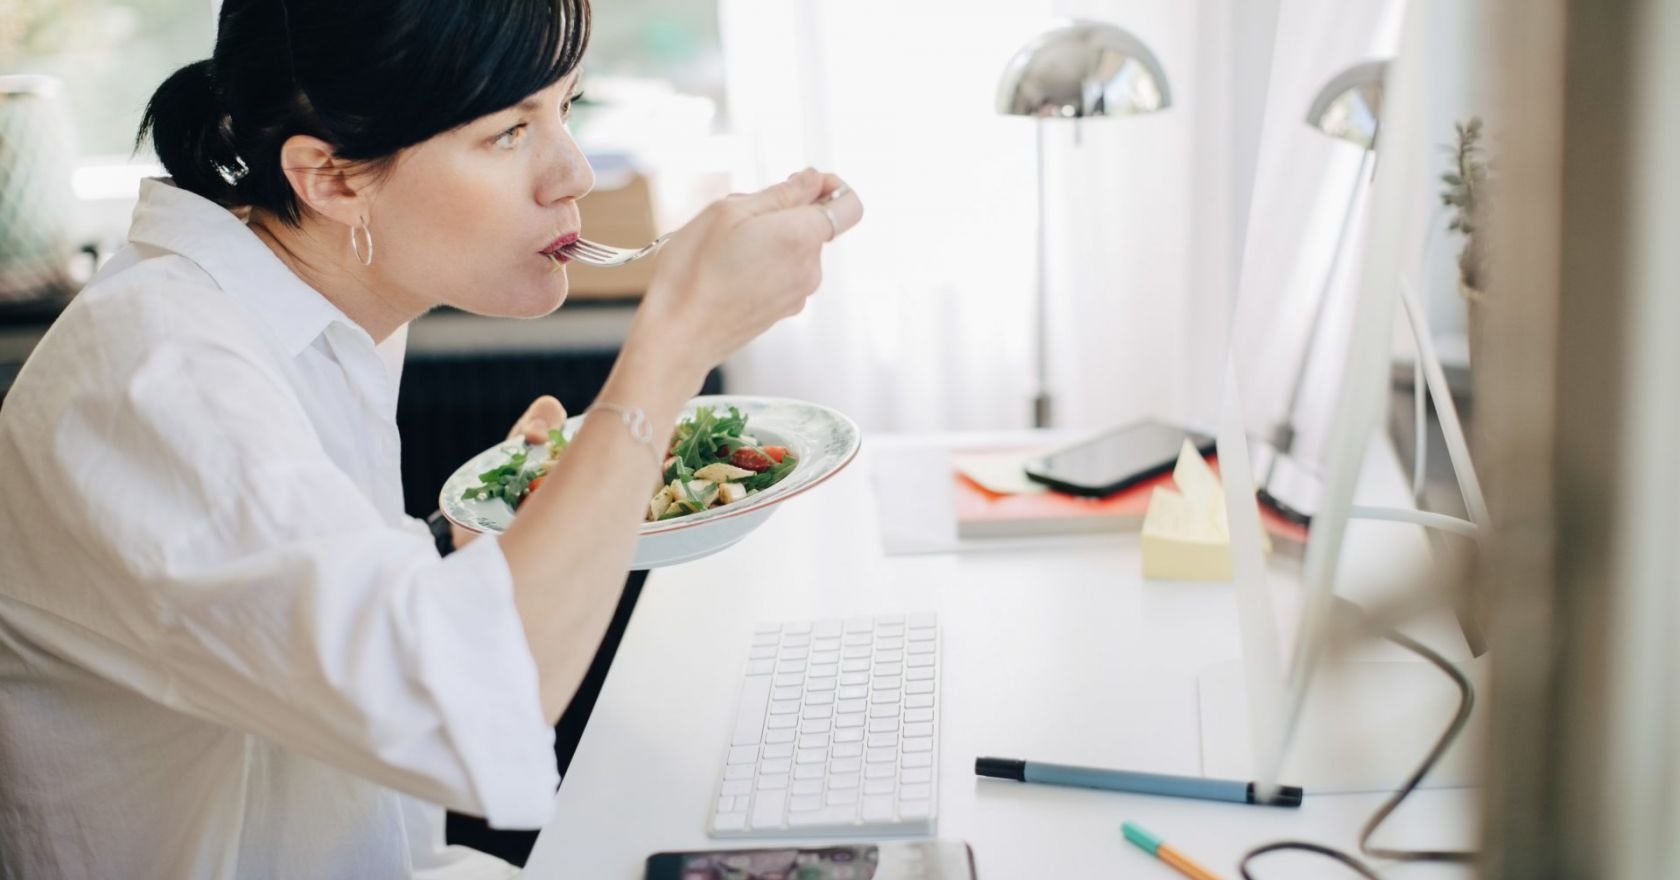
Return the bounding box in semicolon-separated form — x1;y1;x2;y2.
996;21;1172;428
1256;60;1387;525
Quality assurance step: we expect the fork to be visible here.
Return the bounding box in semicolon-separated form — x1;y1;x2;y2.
560;183;851;268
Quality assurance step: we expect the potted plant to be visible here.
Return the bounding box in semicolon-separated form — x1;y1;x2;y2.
1440;116;1490;364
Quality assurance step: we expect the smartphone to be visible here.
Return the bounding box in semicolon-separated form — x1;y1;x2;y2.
645;840;976;880
1024;418;1216;498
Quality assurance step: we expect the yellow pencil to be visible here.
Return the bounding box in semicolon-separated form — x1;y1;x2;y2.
1123;821;1224;880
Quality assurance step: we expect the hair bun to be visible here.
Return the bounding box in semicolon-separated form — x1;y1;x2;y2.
137;59;244;206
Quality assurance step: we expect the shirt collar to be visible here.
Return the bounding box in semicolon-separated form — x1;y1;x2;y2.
127;178;360;358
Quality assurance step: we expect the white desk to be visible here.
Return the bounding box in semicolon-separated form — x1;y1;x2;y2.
523;434;1479;879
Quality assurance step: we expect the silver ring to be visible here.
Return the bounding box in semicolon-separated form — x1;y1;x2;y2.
821;204;842;241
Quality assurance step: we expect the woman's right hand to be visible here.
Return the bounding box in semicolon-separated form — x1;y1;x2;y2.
628;168;862;379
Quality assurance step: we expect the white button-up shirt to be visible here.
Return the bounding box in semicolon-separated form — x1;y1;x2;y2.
0;180;559;879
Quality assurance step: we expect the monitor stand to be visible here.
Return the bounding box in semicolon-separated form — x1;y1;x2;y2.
1197;655;1487;794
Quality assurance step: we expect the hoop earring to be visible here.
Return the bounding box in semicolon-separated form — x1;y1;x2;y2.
349;217;374;267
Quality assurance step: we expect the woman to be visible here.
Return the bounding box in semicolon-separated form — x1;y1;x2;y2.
0;0;860;877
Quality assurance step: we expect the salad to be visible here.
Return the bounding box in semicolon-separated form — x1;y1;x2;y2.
460;406;798;523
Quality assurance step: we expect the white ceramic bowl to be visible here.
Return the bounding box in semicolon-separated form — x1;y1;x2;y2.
439;395;861;569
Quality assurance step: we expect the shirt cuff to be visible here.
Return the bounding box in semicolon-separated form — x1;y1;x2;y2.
415;533;559;829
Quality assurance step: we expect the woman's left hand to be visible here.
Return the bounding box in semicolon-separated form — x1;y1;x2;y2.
452;395;570;551
507;395;568;445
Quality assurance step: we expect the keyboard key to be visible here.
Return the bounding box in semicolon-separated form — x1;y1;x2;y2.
767;714;798;730
749;646;777;660
905;722;934;738
904;739;934;753
861;796;895;822
829;774;860;789
874;662;903;677
748;659;776;675
907;641;935;655
839;672;869;686
761;758;791;774
901;767;932;784
837;699;866;715
874;649;904;663
866;747;897;764
810;663;839;678
772;686;802;701
806;676;837;692
906;694;934;709
713;812;747;832
718;795;746;814
907;654;934;668
765;728;796;744
827;788;859;806
868;718;899;733
901;753;933;769
752;789;787;826
905;708;933;723
770;699;800;715
865;764;895;780
727;746;758;765
864;776;895;792
834;714;865;729
723;779;753;796
834;729;864;744
833;742;863;758
805;691;835;706
798;734;827;749
906;680;934;694
793;765;825;781
867;733;897;748
907;668;934;682
870;689;901;705
774;672;803;687
725;764;754;780
899;799;933;820
839;685;868;700
843;645;871;659
791;779;823;796
869;705;901;719
783;633;811;647
752;632;780;647
788;794;823;813
758;774;789;790
796;748;827;765
801;705;832;720
901;783;932;800
831;757;862;773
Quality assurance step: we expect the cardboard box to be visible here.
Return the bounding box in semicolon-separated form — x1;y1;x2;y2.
567;172;658;300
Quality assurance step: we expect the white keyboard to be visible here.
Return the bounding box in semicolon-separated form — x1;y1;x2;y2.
707;613;940;837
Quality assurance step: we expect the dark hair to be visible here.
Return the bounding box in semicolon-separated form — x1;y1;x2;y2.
139;0;591;224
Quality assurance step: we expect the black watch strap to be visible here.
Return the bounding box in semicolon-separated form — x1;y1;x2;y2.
425;510;455;557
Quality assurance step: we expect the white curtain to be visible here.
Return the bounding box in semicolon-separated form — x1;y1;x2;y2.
716;0;1252;433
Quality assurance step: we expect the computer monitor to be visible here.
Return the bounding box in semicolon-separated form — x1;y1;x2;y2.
1200;0;1488;796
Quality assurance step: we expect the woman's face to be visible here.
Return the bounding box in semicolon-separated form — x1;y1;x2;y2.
363;73;594;319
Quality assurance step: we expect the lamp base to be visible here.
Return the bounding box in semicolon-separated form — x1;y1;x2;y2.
1032;394;1053;429
1251;441;1321;526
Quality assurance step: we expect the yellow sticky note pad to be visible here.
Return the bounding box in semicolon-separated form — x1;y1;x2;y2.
1140;440;1264;581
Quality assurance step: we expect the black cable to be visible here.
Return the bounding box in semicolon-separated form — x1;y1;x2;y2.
1237;605;1479;879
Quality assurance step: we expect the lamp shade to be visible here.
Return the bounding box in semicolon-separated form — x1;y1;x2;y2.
996;21;1171;119
1305;60;1387;148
